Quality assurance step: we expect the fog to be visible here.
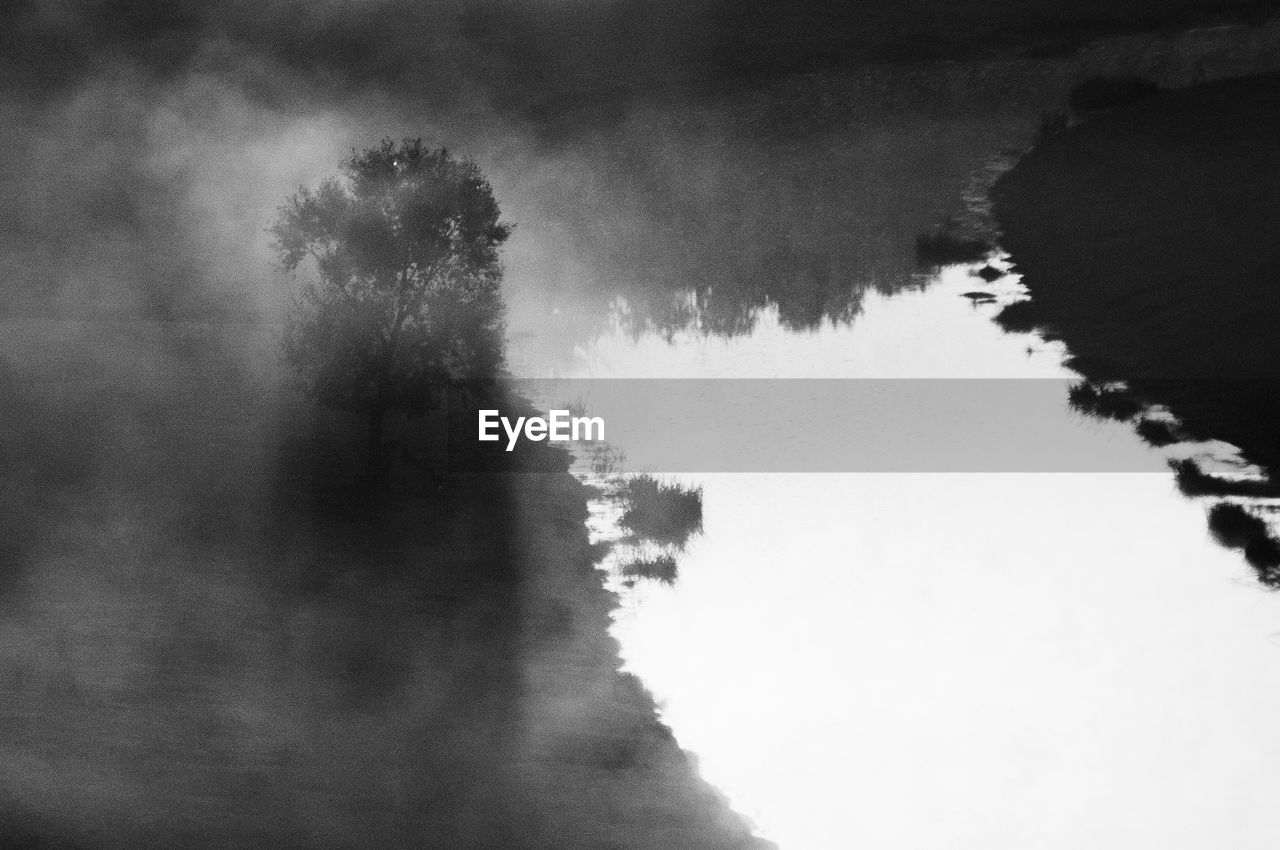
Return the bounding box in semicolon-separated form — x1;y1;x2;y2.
4;0;1279;845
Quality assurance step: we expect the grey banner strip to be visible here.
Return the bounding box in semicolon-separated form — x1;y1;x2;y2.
456;379;1190;472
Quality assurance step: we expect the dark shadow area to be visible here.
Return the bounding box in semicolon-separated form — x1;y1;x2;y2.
916;228;992;267
512;74;1044;350
1207;502;1280;585
1068;75;1162;117
0;127;767;849
7;0;1280;841
7;0;1277;109
993;299;1044;333
994;73;1280;474
993;71;1280;586
0;324;768;846
16;0;1252;367
1170;458;1280;498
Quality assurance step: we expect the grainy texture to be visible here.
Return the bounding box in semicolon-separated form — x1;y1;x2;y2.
993;72;1280;470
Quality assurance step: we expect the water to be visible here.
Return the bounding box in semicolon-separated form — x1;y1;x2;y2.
537;264;1280;849
496;48;1280;850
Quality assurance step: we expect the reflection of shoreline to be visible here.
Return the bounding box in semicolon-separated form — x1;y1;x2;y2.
509;461;772;849
0;326;769;846
991;71;1280;582
563;451;779;844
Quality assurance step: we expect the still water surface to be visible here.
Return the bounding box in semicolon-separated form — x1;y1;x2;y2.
509;254;1280;850
497;54;1280;850
544;268;1280;849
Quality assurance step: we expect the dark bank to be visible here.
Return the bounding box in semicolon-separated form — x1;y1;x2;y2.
991;69;1280;583
0;125;769;847
0;319;768;848
9;0;1280;846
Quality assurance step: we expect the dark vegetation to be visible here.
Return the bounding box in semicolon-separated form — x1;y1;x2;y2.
1059;355;1130;383
606;475;706;588
1170;458;1280;497
273;139;510;487
1066;381;1144;421
993;299;1044;333
993;73;1280;476
1135;417;1184;447
1206;502;1280;585
8;0;1276;107
621;555;680;585
0;130;766;845
7;0;1280;838
1208;501;1263;547
0;325;775;847
528;66;1056;345
994;72;1280;587
616;476;705;549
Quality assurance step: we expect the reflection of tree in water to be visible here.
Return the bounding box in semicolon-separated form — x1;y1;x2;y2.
588;472;703;587
617;241;861;340
516;65;1047;345
1061;378;1280;589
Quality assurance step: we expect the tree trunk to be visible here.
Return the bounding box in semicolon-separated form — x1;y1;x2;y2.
367;407;386;488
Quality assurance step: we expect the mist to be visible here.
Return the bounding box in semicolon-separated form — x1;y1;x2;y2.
4;0;1280;845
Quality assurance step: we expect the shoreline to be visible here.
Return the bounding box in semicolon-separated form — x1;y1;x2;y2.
510;466;772;849
0;325;767;848
991;71;1280;474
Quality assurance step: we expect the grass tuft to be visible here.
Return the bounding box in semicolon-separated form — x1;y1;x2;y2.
1135;418;1182;447
1171;459;1280;498
616;475;703;549
621;555;679;585
993;299;1041;333
1066;381;1142;421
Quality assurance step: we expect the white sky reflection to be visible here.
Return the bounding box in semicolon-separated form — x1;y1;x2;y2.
535;265;1280;849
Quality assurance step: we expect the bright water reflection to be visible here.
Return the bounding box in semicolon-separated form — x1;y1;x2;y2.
555;267;1280;849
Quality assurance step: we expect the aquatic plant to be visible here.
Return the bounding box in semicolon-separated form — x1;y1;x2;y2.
616;475;703;548
1207;502;1264;548
589;444;627;476
559;394;590;419
1135;417;1182;447
993;299;1041;333
1205;502;1280;587
1066;381;1142;421
1059;354;1128;382
1170;459;1280;498
621;555;679;585
1245;534;1280;579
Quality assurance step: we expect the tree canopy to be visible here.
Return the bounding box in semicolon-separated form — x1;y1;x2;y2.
272;138;512;479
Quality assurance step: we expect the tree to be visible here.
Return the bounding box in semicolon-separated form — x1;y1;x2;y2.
272;138;512;485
